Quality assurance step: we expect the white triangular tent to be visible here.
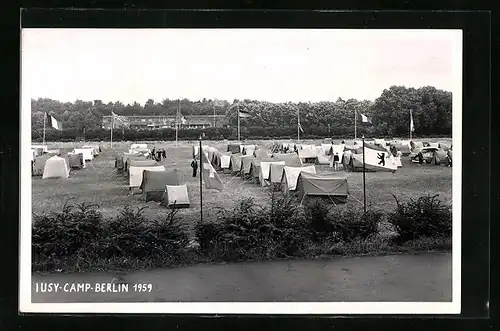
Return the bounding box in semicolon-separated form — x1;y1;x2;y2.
73;148;94;161
259;161;285;186
42;156;70;179
162;184;190;208
281;165;317;191
129;165;165;188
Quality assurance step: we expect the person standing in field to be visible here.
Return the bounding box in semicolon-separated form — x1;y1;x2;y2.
333;152;340;171
162;149;166;159
151;147;156;160
191;158;198;177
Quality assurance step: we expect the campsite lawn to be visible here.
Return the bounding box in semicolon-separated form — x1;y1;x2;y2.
32;138;453;233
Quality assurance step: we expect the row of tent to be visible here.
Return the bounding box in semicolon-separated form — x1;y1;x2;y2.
195;144;350;204
31;144;101;179
114;148;191;208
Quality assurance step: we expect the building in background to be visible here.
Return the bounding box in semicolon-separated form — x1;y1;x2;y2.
102;115;229;130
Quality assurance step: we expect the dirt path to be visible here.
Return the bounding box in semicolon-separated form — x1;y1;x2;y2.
32;253;451;303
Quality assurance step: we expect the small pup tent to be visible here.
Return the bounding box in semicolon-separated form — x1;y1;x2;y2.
67;153;85;169
42;156;70;179
240;155;254;177
259;160;285;186
32;154;53;176
281;165;317;191
315;153;331;165
271;153;302;166
230;154;244;174
242;145;256;156
82;145;100;156
161;184;190;208
140;169;180;202
249;157;273;181
297;148;318;163
129;163;165;188
73;148;94;161
269;162;286;184
131;143;148;150
227;144;241;154
193;145;210;158
219;154;232;172
253;148;271;159
321;144;333;155
296;173;349;204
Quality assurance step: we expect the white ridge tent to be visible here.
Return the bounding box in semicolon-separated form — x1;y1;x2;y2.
162;184;190;208
281;165;317;191
73;148;94;161
129;165;165;188
131;143;148;150
42;156;70;179
259;161;285;186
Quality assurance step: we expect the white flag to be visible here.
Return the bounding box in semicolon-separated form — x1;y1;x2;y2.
360;113;372;124
46;112;61;130
410;110;415;132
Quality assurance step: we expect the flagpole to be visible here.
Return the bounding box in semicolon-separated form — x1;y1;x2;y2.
176;99;179;147
42;112;46;145
199;136;203;223
110;113;114;148
237;103;240;142
409;109;412;141
213;102;216;128
362;135;366;213
297;107;300;142
354;109;357;141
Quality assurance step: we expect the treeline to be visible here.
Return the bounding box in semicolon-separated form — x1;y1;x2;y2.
32;85;452;141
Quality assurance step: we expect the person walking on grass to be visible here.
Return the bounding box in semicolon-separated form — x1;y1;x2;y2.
417;151;424;166
191;157;198;177
162;149;166;160
333;152;340;171
151;147;156;160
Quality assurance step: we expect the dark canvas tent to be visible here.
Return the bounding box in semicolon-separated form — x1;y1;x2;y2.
115;155;125;170
391;143;411;156
240;155;254;177
32;154;53;176
67;153;85;169
254;149;271;159
227;144;241;154
249;157;274;181
229;154;243;174
296;173;349;204
271;153;302;166
161;184;190;208
126;158;156;172
140;169;181;202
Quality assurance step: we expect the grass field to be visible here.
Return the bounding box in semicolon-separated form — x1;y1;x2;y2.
32;138;453;232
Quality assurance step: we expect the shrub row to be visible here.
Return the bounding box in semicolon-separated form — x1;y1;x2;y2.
32;193;452;272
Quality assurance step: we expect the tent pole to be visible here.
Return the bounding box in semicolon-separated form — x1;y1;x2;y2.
42;112;46;145
362;135;366;213
199;136;203;223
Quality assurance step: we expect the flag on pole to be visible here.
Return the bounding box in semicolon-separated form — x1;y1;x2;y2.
298;123;304;133
111;111;129;128
238;110;251;118
180;115;187;125
201;151;223;191
46;112;62;130
410;110;415;132
360;113;372;124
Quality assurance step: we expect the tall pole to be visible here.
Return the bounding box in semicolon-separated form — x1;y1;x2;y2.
199;136;203;223
297;107;300;142
237;103;240;142
362;135;366;213
409;109;412;141
213;102;216;128
354;109;357;141
176;99;179;146
42;112;46;145
110;113;114;148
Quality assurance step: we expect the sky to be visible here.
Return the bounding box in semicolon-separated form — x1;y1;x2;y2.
21;29;461;104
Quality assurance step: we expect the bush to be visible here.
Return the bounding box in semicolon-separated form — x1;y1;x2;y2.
303;199;381;242
32;200;103;262
387;194;452;242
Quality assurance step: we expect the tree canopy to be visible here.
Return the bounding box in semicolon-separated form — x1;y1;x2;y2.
31;85;452;140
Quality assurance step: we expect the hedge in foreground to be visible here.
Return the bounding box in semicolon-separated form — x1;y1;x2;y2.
32;193;452;272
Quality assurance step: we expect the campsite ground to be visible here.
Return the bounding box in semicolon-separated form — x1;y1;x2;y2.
32;138;453;232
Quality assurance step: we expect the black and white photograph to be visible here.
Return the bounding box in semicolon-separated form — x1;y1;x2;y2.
20;27;462;314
